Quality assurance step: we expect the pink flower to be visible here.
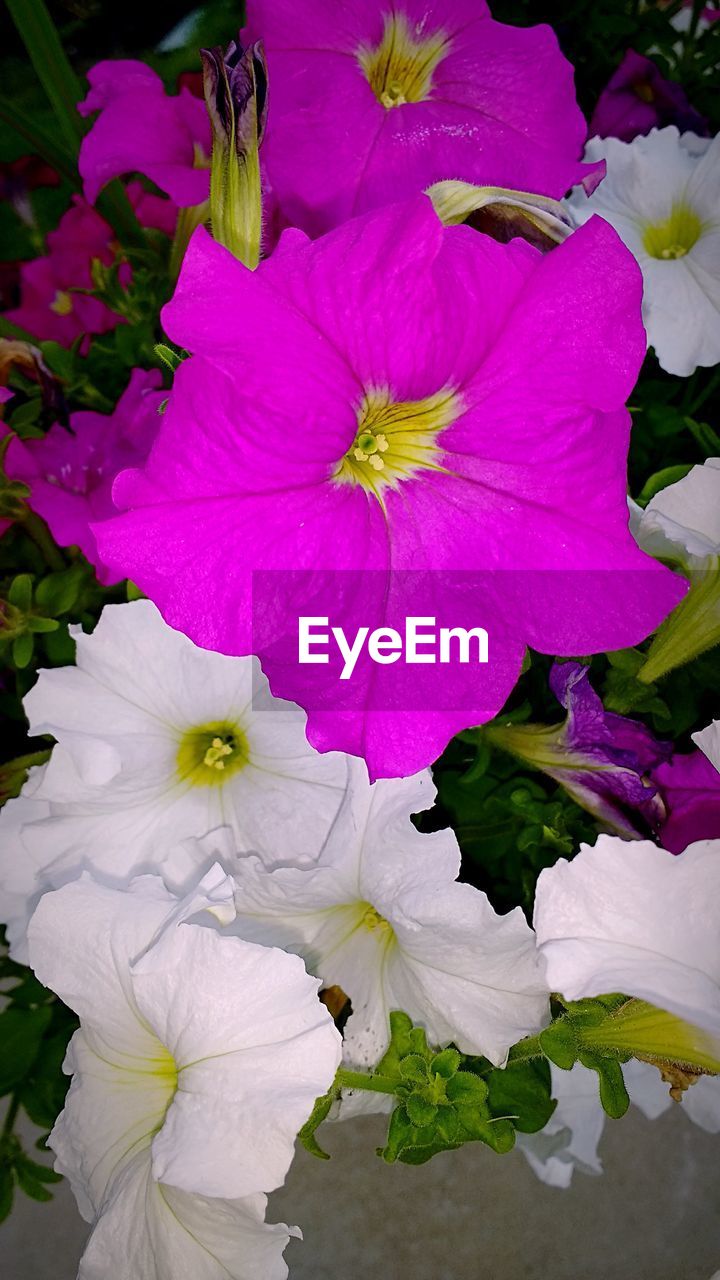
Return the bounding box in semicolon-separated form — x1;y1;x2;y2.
653;750;720;854
79;61;211;207
94;199;683;778
589;50;706;143
6;368;164;582
243;0;596;236
6;185;176;348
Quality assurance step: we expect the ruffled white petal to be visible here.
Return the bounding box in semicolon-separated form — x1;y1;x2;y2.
534;837;720;1035
694;719;720;773
76;1148;299;1280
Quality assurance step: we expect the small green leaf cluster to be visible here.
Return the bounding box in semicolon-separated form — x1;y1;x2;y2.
376;1014;516;1165
1;564;93;669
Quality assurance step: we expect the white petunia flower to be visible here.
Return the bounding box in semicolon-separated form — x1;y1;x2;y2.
228;762;549;1068
0;600;347;959
694;719;720;773
27;865;341;1280
633;457;720;570
533;835;720;1037
566;129;720;376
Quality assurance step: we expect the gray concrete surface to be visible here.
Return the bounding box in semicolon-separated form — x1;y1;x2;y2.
3;1107;719;1278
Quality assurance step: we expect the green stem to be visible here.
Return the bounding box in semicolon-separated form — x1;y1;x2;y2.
335;1068;398;1095
687;367;720;419
21;511;66;571
1;1095;20;1143
0;97;79;188
5;0;85;154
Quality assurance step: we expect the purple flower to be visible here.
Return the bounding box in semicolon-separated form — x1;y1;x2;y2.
78;61;211;207
589;50;707;143
93;199;682;778
653;750;720;854
6;187;176;349
5;369;164;583
488;663;671;836
243;0;598;236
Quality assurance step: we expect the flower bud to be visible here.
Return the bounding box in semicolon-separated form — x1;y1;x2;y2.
578;998;720;1079
426;180;573;251
639;558;720;683
201;38;268;269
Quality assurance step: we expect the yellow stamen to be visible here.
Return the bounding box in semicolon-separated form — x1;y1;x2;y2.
50;290;73;316
643;202;703;260
334;384;462;497
177;721;248;786
358;12;450;110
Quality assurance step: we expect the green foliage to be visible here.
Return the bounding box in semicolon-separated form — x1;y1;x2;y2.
0;934;78;1219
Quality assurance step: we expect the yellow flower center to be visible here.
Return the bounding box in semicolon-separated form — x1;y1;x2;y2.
176;720;249;787
358;12;451;109
334;385;461;499
50;290;73;316
360;902;393;933
643;202;703;260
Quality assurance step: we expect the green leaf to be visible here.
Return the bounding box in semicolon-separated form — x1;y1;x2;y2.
35;565;86;616
430;1049;461;1079
486;1059;555;1135
636;464;695;508
26;616;59;634
5;0;85;154
539;1019;578;1070
14;1153;62;1185
14;1161;53;1202
8;573;32;612
399;1054;429;1084
0;1007;52;1094
445;1071;488;1108
11;633;34;670
296;1090;335;1161
581;1056;631;1120
405;1094;438;1127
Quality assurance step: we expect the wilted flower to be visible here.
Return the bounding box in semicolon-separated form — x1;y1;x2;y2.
229;762;549;1067
243;0;598;235
28;865;340;1278
566;128;720;377
201;38;268;267
94;200;682;778
4;368;164;583
485;662;671;837
589;50;706;143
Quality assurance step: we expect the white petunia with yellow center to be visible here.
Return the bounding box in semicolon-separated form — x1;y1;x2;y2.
565;128;720;376
27;866;341;1280
228;762;549;1068
0;599;347;961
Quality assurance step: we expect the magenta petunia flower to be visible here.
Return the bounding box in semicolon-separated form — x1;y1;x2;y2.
653;750;720;854
94;199;683;778
589;50;706;143
79;61;211;207
242;0;596;236
6;186;176;348
5;369;164;582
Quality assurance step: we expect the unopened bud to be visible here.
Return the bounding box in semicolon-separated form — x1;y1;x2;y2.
201;38;268;269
